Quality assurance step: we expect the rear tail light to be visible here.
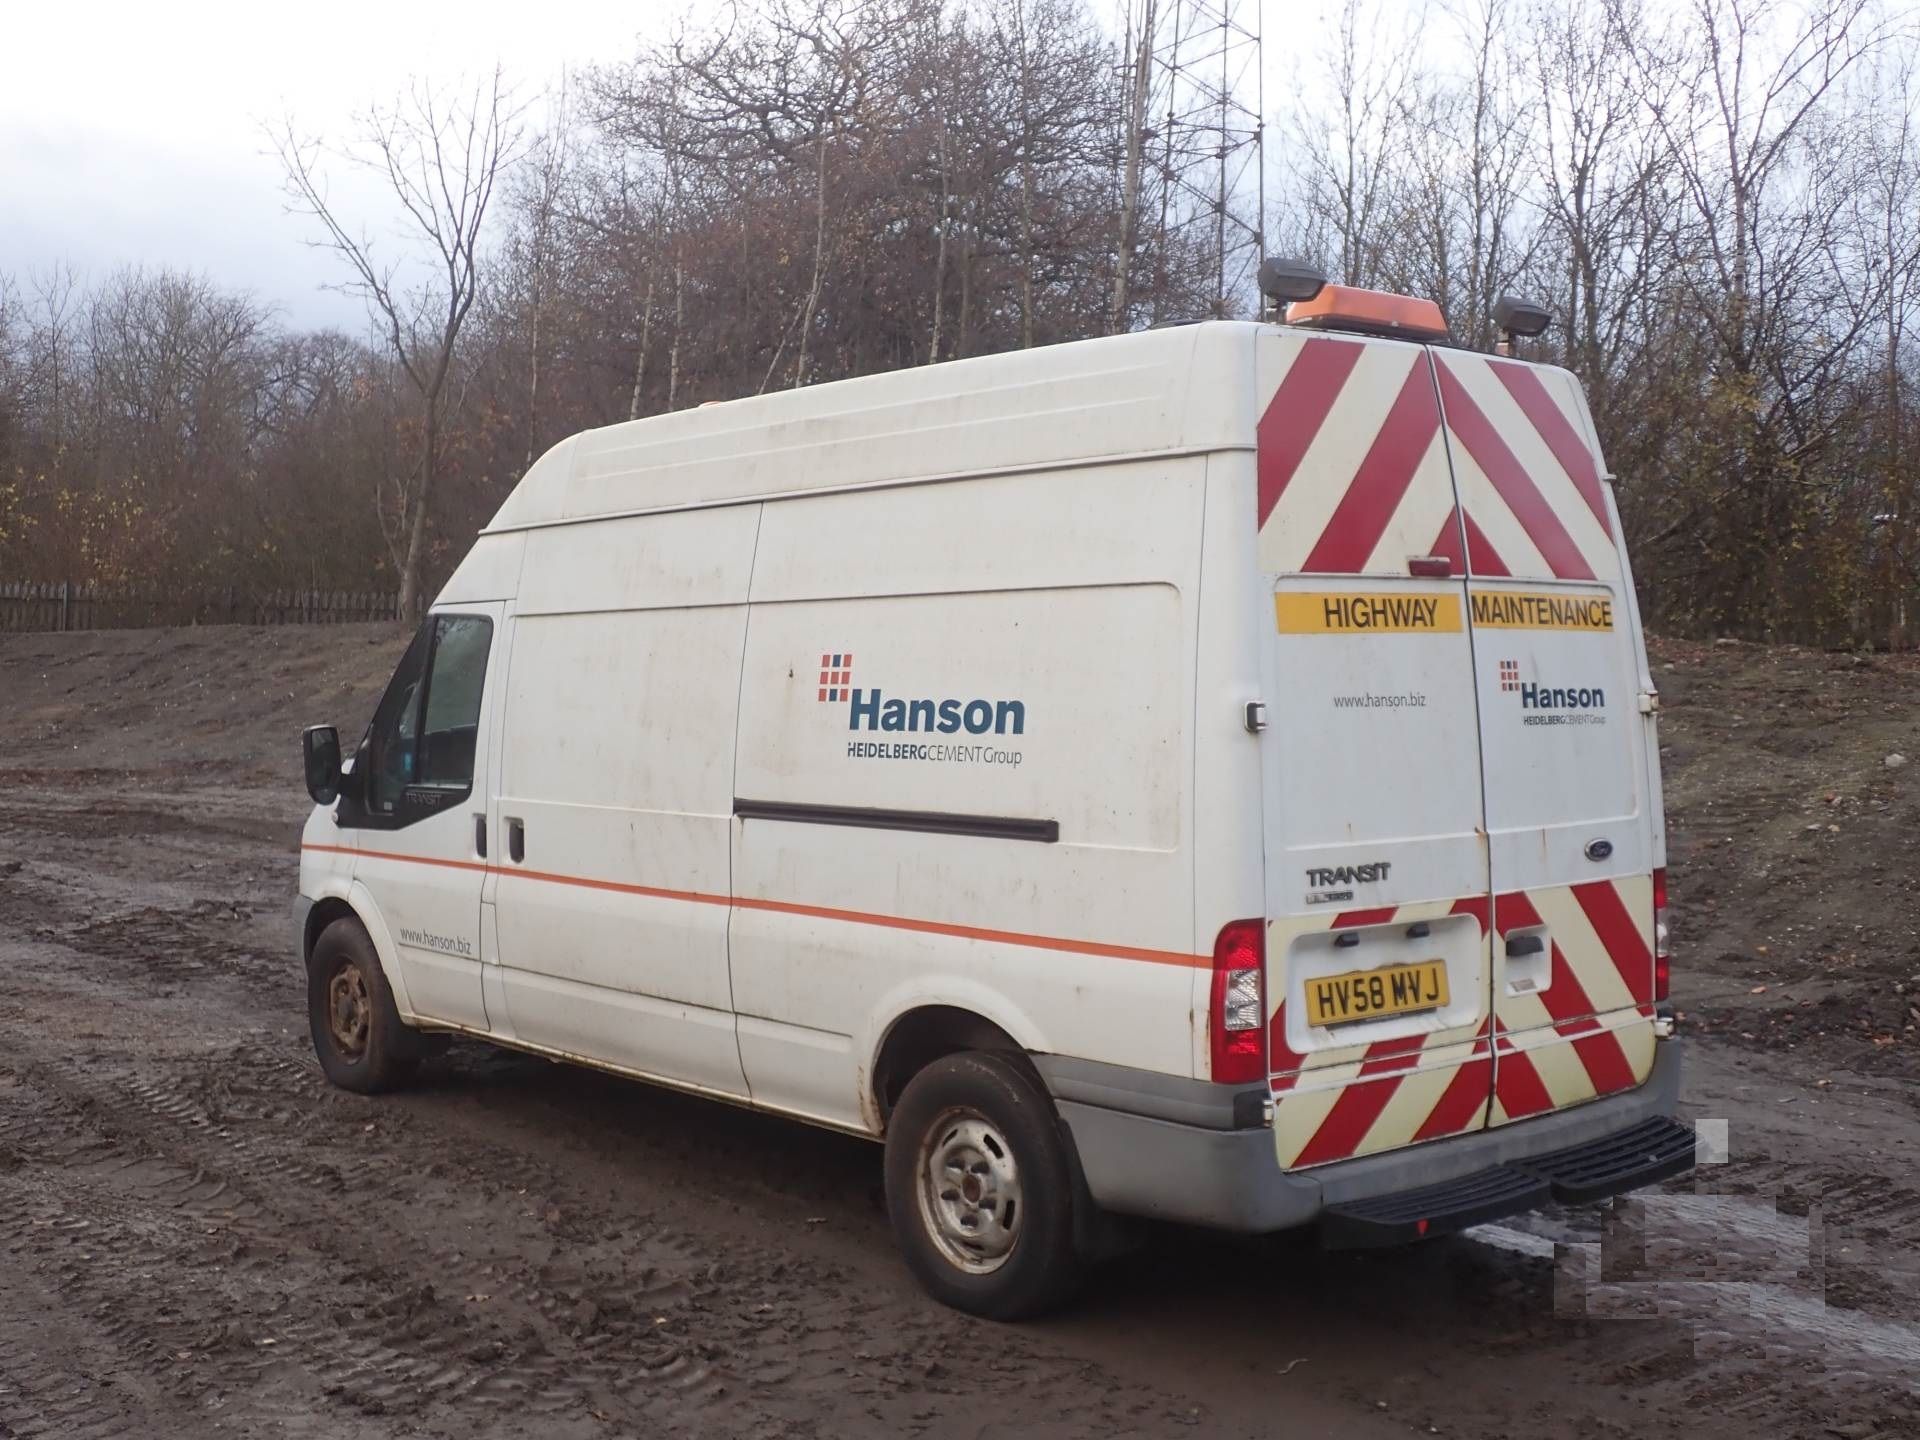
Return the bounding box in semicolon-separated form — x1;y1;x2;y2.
1652;868;1670;1003
1209;919;1267;1084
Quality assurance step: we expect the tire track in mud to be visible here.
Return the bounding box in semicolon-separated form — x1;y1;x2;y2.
58;900;291;999
138;1038;1199;1437
184;1041;836;1428
0;1265;194;1440
0;1045;810;1435
0;1055;683;1431
0;857;781;1431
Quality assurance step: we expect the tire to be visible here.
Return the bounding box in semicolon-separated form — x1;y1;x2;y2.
884;1051;1083;1319
307;917;420;1094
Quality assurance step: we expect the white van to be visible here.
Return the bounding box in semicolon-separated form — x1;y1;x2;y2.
297;271;1693;1318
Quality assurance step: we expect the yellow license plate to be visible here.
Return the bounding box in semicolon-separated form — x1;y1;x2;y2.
1304;960;1450;1027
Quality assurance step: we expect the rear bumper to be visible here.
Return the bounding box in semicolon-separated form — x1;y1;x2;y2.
1043;1037;1686;1234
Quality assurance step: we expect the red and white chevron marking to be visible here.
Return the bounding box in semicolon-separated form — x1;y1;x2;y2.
1489;876;1657;1127
1267;897;1494;1170
1256;336;1619;586
1267;877;1656;1170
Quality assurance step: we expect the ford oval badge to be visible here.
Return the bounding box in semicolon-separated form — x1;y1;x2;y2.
1584;838;1614;862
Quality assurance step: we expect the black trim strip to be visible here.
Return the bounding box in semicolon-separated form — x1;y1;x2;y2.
733;798;1058;844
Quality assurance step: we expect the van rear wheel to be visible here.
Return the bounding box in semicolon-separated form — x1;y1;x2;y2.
307;918;418;1094
884;1051;1082;1319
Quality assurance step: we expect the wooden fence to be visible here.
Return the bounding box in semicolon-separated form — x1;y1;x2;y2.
0;582;401;633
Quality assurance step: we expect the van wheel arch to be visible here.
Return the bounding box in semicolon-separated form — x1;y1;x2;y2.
872;1005;1039;1131
303;895;364;970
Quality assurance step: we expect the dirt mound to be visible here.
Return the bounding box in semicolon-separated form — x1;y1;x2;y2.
0;623;409;777
1656;637;1920;1084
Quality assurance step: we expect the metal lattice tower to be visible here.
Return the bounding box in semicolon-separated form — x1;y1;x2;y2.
1120;0;1265;323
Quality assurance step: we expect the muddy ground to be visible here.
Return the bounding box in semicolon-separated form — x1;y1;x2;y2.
0;624;1916;1440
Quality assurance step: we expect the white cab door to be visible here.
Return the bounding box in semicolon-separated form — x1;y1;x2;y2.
345;606;504;1031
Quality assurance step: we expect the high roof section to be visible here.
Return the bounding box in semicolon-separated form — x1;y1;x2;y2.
483;321;1263;533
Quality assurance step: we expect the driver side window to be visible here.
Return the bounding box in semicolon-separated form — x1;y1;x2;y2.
363;614;494;818
418;616;491;789
366;623;431;816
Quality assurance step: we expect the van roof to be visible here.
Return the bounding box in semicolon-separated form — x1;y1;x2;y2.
484;322;1270;533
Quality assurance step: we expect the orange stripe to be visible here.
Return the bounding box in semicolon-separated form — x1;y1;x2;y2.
305;842;488;875
304;844;1206;969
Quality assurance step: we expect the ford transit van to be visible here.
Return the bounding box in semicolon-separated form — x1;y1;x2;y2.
297;280;1693;1318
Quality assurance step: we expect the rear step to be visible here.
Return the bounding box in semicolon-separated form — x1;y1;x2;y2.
1320;1116;1697;1249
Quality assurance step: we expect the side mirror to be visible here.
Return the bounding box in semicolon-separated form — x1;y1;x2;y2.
303;725;342;806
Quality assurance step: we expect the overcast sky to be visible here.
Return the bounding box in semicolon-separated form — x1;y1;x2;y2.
0;0;680;332
3;0;1320;335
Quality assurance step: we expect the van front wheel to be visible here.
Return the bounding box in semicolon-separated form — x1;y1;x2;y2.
884;1051;1082;1319
307;918;418;1094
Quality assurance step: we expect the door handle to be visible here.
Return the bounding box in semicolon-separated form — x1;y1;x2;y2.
508;818;525;864
474;815;488;859
1506;934;1544;957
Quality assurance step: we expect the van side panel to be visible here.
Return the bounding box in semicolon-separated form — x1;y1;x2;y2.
488;506;760;1097
731;465;1205;1131
436;532;526;606
1187;453;1275;1080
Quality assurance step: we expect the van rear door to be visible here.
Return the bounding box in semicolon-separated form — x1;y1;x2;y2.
1428;350;1658;1126
1255;332;1496;1169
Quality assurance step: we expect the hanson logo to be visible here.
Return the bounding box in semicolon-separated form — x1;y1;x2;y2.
816;652;1026;735
1502;659;1608;726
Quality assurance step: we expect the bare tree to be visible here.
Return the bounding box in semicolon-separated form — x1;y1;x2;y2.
270;71;521;622
513;78;575;472
1531;0;1676;407
1110;0;1156;332
666;0;878;390
7;0;1914;648
1278;0;1422;287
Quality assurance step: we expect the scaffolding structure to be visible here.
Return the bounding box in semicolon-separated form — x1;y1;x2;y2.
1113;0;1265;327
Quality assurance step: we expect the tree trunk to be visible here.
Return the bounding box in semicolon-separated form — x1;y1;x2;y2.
669;260;684;410
399;401;436;625
630;270;656;421
1015;0;1036;348
930;110;951;361
525;279;542;472
796;131;830;386
1110;11;1153;333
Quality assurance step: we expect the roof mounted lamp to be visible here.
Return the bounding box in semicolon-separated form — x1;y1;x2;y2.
1492;294;1552;355
1257;258;1328;318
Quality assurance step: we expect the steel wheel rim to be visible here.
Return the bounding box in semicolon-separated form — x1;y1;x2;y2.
327;964;371;1060
916;1106;1023;1275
